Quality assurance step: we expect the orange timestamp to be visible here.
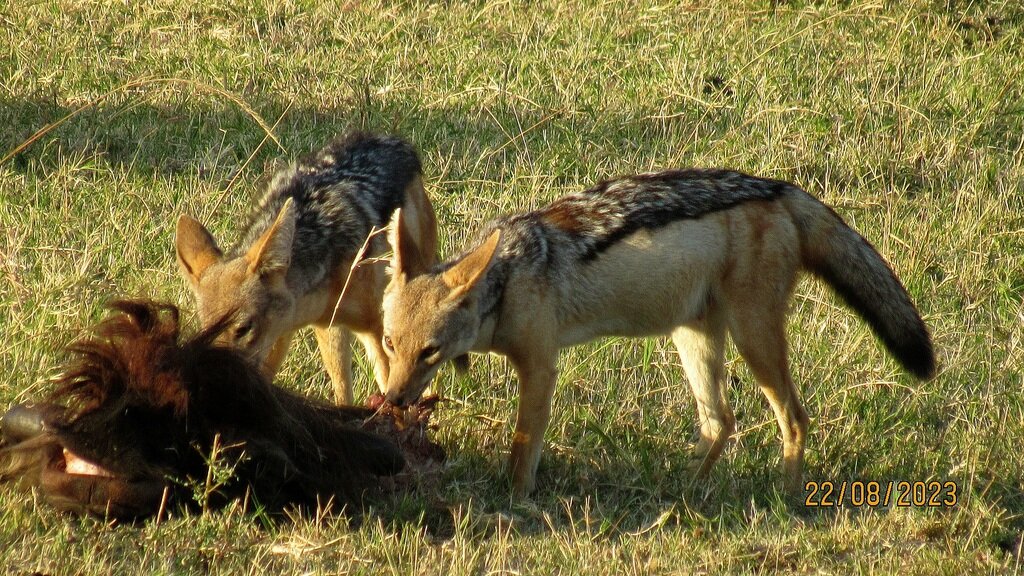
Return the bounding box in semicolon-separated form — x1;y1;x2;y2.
803;480;959;508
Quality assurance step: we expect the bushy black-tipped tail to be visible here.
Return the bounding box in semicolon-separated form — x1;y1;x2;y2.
786;191;936;379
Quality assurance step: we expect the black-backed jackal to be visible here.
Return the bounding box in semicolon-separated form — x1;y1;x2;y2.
176;133;437;404
381;169;935;495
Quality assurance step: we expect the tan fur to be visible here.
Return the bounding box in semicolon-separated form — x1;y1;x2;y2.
381;190;931;497
176;177;436;404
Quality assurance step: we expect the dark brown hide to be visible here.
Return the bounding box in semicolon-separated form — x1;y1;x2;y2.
0;300;410;519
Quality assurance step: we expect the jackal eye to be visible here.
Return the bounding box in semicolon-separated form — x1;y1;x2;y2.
383;335;394;352
234;321;253;341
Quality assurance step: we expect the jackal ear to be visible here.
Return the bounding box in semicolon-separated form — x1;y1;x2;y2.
176;214;223;288
442;229;501;298
388;207;428;282
246;198;296;277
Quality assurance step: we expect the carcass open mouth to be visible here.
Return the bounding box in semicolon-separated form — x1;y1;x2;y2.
1;404;170;519
37;443;170;519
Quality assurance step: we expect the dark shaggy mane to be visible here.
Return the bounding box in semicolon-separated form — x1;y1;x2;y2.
3;299;407;518
54;300;213;418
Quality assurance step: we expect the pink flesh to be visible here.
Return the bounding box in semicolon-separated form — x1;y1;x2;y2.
63;449;114;478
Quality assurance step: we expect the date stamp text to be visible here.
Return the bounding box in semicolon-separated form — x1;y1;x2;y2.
803;480;959;508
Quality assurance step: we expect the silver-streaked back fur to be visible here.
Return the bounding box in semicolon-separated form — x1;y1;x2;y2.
451;169;789;314
233;133;421;293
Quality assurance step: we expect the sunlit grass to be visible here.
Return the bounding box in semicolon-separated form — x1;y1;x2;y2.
1;0;1022;573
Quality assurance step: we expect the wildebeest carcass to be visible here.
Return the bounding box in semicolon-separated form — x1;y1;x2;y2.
0;300;442;520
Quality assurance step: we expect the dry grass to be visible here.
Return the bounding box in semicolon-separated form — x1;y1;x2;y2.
1;0;1022;573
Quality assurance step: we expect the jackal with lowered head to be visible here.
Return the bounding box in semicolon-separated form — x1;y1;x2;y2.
380;169;935;495
176;133;437;404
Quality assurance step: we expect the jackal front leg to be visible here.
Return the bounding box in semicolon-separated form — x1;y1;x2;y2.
354;328;390;394
264;330;296;377
313;324;354;405
508;352;559;498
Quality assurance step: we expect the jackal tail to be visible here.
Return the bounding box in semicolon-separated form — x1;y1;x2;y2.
787;191;936;379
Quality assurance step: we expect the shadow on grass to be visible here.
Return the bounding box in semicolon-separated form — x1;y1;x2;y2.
364;436;800;541
364;418;1024;545
0;88;722;192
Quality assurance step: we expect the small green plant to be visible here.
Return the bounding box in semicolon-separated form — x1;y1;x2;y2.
181;434;250;515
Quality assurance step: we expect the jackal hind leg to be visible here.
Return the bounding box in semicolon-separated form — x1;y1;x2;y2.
672;308;734;479
726;302;809;495
313;324;354;405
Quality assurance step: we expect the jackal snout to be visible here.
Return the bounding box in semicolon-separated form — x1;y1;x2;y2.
379;296;451;407
383;382;421;407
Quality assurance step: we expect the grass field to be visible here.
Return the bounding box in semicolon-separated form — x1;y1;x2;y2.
1;0;1023;573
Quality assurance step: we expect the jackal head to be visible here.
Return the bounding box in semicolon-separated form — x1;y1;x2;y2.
382;209;501;406
174;199;298;366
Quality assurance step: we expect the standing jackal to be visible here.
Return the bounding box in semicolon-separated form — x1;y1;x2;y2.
380;169;935;496
176;133;437;404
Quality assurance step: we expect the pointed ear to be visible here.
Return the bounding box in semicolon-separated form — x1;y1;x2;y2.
388;207;428;282
246;198;296;276
442;229;501;298
176;214;223;288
